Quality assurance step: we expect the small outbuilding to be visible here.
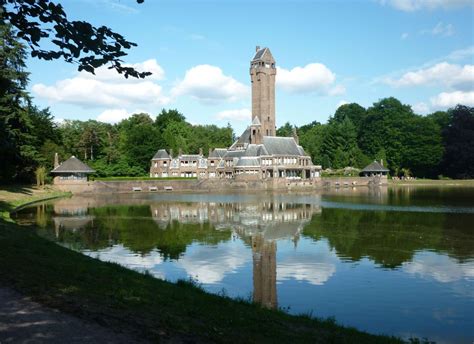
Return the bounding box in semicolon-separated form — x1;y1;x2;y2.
51;155;95;184
360;160;389;177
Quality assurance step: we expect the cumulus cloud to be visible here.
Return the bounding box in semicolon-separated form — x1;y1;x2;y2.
385;62;474;90
421;22;455;37
378;0;472;11
97;109;133;123
276;63;344;95
177;244;248;284
430;91;474;108
403;252;474;283
171;65;249;104
412;102;430;114
215;108;252;122
32;59;169;108
277;250;337;285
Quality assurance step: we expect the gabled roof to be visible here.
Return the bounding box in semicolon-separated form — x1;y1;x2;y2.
51;156;95;174
208;148;227;158
252;47;275;63
251;116;261;125
361;161;389;172
152;149;170;160
262;136;302;156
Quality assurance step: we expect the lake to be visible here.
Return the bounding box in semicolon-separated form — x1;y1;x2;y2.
14;186;474;343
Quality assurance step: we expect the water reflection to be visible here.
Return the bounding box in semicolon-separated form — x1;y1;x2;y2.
13;190;474;343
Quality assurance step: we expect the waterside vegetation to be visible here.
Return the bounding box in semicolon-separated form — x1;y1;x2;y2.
0;189;409;343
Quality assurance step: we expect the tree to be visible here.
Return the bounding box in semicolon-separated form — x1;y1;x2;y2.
276;122;293;137
1;0;149;78
0;22;36;182
441;105;474;179
359;97;414;172
119;113;161;173
330;103;367;137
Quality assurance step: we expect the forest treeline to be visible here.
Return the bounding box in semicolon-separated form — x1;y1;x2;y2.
1;23;473;183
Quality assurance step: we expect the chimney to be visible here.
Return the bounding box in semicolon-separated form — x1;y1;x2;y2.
178;148;183;156
380;159;383;167
54;152;59;168
292;127;299;145
169;149;173;158
209;147;212;157
199;147;203;156
256;45;260;52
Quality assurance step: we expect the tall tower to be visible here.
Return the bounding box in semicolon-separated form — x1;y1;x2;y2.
250;46;277;137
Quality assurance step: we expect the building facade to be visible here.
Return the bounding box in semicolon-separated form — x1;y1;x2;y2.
150;47;322;181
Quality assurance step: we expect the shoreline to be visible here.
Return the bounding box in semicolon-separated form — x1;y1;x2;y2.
0;185;406;343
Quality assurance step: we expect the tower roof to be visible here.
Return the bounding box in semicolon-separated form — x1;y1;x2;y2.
252;47;275;63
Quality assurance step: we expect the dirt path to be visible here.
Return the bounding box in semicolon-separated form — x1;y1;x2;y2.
0;286;147;344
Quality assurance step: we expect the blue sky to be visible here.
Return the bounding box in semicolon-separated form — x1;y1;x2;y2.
26;0;474;133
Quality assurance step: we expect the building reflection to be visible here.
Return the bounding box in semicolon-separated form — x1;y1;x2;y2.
150;199;320;309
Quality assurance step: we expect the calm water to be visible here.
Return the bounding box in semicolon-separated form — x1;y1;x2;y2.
14;187;474;343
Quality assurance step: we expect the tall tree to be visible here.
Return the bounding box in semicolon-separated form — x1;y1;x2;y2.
0;23;36;181
441;105;474;179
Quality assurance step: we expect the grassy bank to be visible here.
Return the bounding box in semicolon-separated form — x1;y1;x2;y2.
0;185;70;222
0;188;405;343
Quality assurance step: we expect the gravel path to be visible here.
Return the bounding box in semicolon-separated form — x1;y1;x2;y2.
0;287;147;344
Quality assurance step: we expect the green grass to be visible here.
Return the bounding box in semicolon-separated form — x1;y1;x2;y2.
0;187;406;343
0;185;70;222
93;176;198;181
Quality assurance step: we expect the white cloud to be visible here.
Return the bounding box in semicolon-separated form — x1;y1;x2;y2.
32;59;169;109
277;248;338;286
403;252;474;283
276;63;344;95
385;62;474;90
430;91;474;108
421;22;455;37
447;46;474;61
177;244;248;284
97;109;132;123
171;65;249;104
412;102;430;114
216;108;252;121
379;0;472;11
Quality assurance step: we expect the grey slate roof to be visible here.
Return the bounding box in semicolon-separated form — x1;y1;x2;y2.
51;156;95;174
262;137;302;156
297;145;307;156
209;148;227;158
152;149;170;160
224;150;246;159
236;157;260;167
252;116;261;125
252;47;275;63
361;161;389;172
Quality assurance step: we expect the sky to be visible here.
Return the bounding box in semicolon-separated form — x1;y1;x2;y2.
25;0;474;134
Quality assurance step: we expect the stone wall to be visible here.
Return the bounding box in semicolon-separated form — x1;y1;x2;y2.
55;176;387;194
